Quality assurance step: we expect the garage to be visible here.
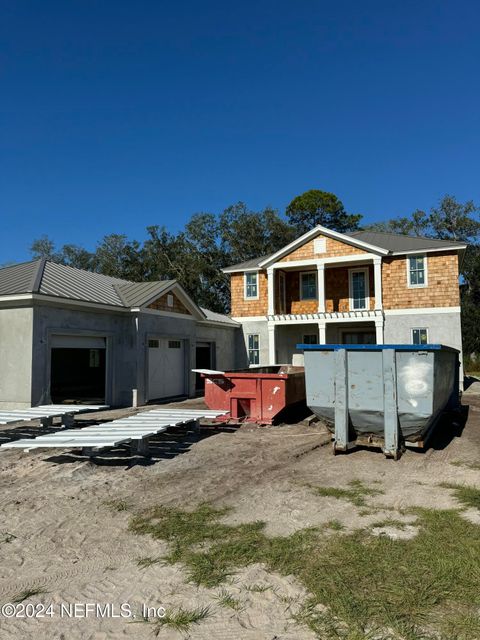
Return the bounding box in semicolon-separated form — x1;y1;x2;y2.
148;337;186;401
50;335;106;404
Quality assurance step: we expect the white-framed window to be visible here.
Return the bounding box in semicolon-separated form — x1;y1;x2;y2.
412;328;428;345
244;272;259;299
349;268;369;311
247;334;260;365
303;334;318;345
167;294;174;307
407;254;428;287
300;271;317;300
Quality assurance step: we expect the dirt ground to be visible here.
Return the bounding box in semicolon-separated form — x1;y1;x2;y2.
0;384;479;640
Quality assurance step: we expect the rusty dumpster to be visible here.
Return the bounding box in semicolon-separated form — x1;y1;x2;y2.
195;365;306;425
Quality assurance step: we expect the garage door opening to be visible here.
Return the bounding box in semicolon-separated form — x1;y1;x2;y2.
50;335;106;404
195;342;214;394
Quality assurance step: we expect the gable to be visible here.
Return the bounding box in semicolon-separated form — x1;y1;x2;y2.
148;291;192;315
278;234;369;263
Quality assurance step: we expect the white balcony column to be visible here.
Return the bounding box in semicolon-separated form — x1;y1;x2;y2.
318;320;327;344
267;321;276;364
374;257;383;310
375;318;384;345
267;267;275;316
317;263;325;313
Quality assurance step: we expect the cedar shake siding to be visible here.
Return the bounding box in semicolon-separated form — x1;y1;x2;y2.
148;292;191;315
278;235;369;262
230;272;268;317
382;252;460;310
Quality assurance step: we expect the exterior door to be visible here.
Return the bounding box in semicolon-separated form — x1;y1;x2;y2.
148;338;186;400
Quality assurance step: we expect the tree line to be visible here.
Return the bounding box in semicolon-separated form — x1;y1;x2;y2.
29;189;480;359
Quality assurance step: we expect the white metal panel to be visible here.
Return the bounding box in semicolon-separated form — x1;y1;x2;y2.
148;338;185;400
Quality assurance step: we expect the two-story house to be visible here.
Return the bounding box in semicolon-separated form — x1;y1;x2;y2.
223;225;466;370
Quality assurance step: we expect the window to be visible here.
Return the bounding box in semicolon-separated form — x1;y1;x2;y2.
247;334;260;365
167;294;174;307
408;255;427;287
412;328;428;345
349;268;369;311
168;340;181;349
244;272;258;299
89;349;100;367
303;334;318;345
300;272;317;300
148;339;159;348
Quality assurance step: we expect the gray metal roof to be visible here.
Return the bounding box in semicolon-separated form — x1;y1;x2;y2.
116;280;175;307
0;260;212;322
347;230;467;253
200;307;239;326
0;259;42;296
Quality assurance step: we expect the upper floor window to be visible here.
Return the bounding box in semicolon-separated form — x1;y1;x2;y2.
303;334;318;345
412;328;428;345
244;272;258;299
300;272;317;300
408;255;427;287
349;268;369;311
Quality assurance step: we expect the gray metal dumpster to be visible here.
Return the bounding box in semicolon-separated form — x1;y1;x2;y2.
297;344;460;459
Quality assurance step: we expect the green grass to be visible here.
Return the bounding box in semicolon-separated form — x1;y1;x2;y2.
310;479;384;507
323;519;345;531
440;483;480;510
215;588;243;611
11;587;46;603
450;460;480;471
151;605;211;634
129;503;480;640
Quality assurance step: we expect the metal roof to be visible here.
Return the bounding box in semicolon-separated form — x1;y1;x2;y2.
222;255;273;273
0;261;223;324
200;307;239;326
0;259;42;296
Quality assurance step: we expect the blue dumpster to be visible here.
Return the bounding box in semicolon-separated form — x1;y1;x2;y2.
297;344;460;459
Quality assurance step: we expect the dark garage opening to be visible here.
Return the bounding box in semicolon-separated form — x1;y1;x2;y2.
51;347;106;404
195;342;213;393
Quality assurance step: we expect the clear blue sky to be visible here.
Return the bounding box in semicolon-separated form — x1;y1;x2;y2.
1;0;479;262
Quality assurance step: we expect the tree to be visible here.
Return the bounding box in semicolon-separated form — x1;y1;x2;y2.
285;189;362;235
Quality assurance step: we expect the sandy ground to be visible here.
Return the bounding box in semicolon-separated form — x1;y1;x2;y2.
0;385;479;640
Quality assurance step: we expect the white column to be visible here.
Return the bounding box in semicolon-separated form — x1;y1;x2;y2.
317;263;325;313
318;320;326;344
268;322;276;364
267;267;275;316
375;318;384;344
374;257;383;310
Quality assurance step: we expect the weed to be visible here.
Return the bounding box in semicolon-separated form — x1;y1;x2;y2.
130;503;480;639
104;499;131;512
324;519;345;531
152;605;211;634
310;479;384;507
440;483;480;510
244;583;274;593
215;588;243;611
136;556;163;569
11;587;46;603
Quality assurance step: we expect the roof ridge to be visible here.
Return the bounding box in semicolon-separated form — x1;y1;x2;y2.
30;257;47;292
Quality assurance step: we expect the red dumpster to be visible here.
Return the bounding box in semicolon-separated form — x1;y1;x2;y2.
194;366;306;425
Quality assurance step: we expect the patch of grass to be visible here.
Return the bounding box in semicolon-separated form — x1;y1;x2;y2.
310;479;384;507
440;483;480;510
104;498;131;512
136;556;163;569
11;587;46;603
152;605;211;634
369;518;409;530
130;503;480;640
244;583;274;593
0;531;16;544
215;588;243;611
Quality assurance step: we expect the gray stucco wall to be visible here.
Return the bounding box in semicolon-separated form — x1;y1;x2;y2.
237;320;269;365
276;323;319;364
0;307;33;409
32;303;137;407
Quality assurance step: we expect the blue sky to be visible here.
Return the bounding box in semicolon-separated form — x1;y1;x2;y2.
1;0;479;262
